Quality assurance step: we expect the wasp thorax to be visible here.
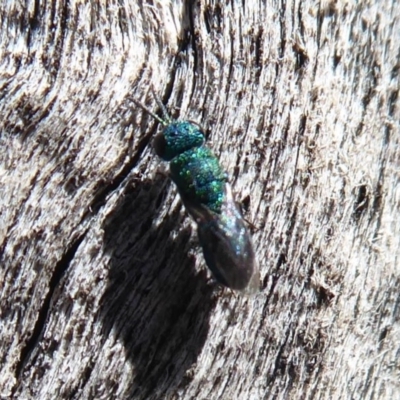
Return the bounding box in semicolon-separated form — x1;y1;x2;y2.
153;121;205;161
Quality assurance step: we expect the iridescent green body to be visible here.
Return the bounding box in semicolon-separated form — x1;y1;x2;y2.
171;146;227;213
133;97;260;294
154;121;227;214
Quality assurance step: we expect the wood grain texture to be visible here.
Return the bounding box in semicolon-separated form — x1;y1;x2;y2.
1;1;399;399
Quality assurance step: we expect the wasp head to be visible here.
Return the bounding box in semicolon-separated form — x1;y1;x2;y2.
153;121;205;161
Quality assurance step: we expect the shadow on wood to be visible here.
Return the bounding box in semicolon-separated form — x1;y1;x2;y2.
100;175;216;398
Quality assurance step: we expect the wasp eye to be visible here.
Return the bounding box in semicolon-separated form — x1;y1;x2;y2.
153;133;167;158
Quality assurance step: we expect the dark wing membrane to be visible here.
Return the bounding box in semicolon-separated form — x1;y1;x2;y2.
195;196;259;294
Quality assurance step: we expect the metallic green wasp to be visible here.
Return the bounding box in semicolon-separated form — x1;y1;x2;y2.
132;93;259;294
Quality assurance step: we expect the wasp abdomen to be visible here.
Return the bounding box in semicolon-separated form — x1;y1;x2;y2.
194;186;260;294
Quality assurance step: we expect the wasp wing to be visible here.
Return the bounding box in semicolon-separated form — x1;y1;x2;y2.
183;185;260;294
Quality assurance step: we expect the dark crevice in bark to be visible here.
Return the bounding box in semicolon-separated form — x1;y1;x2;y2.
290;115;307;201
355;125;389;286
352;184;369;221
117;0;128;35
14;230;88;382
278;0;287;59
26;0;41;49
388;88;399;117
86;4;96;71
160;65;180;117
314;4;324;77
293;2;309;74
369;127;389;231
67;358;96;400
253;26;263;76
41;0;69;80
268;321;293;385
271;285;312;388
184;0;199;96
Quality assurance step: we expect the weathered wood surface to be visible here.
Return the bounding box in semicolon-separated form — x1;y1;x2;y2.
1;1;399;399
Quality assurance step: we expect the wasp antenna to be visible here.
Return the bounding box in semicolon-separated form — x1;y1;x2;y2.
188;119;206;132
131;97;167;126
150;88;173;124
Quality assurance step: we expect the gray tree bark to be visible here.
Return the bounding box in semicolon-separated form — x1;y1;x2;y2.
1;1;399;399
